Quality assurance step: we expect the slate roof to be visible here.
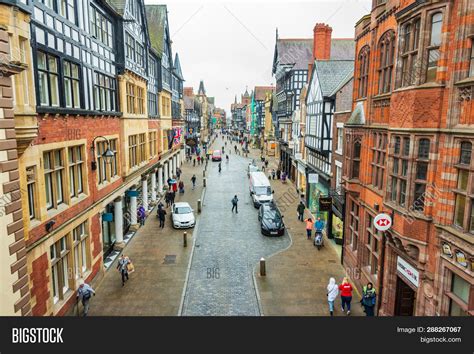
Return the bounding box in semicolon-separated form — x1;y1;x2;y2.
276;39;313;70
173;53;184;80
313;60;354;97
105;0;127;15
254;86;275;101
145;5;167;56
330;39;355;60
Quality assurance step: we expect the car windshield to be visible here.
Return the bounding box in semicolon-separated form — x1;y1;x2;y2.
263;210;281;222
255;186;271;195
175;207;192;214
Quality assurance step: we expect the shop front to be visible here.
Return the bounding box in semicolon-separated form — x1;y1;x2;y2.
306;170;329;224
394;255;419;316
437;234;473;316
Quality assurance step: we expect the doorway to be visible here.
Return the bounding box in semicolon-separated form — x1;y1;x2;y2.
395;276;416;316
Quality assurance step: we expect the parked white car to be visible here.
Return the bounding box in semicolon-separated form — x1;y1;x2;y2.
171;202;195;229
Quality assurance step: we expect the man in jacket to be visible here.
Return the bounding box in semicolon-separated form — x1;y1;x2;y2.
158;208;167;228
117;255;131;287
231;195;239;213
297;202;305;221
77;281;95;316
191;175;197;190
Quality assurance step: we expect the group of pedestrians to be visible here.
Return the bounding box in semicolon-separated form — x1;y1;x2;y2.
326;277;376;316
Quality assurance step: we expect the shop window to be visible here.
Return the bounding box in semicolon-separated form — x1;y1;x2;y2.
68;146;84;199
413;138;430;211
399;18;420;87
454;141;474;232
44;149;65;210
389;136;410;207
371;132;387;190
73;222;89;279
447;273;472;316
378;31;395;94
358;46;370;98
50;236;70;304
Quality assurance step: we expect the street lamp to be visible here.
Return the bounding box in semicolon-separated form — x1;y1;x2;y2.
91;136;115;171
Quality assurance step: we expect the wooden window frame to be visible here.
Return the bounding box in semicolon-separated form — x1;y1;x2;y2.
72;222;90;280
364;214;381;276
358;46;370;98
63;60;81;109
128;135;138;168
138;133;146;163
50;236;71;304
398;18;420;88
413;138;431;211
389;135;410;207
425;12;443;83
371;132;387;190
453;140;474;233
37;51;59;107
378;31;395;94
68;145;85;199
44;149;65;210
26;166;37;220
348;199;360;251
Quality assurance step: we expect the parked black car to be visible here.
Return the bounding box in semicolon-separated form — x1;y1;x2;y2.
258;203;285;236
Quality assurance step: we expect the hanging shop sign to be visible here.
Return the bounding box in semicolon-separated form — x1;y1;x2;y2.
125;190;139;197
397;256;419;287
374;213;392;231
319;196;333;212
102;213;113;222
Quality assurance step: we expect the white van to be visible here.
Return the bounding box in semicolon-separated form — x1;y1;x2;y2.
249;171;273;208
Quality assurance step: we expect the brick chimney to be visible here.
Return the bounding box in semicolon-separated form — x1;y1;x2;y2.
184;87;194;96
313;23;332;60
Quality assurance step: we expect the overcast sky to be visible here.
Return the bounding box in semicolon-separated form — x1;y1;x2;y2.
145;0;372;114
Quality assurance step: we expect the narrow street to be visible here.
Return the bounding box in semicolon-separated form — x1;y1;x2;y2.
181;136;290;316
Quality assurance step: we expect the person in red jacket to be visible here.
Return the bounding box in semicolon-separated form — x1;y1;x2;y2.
339;277;353;315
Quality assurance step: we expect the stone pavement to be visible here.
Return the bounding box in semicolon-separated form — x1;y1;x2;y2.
85;152;207;316
251;144;364;316
181;135;290;316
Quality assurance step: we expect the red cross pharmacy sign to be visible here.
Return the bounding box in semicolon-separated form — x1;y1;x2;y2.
374;213;392;232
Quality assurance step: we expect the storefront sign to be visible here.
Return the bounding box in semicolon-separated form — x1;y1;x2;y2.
397;256;419;287
374;213;392;231
102;213;113;222
455;251;468;268
308;173;319;184
319;196;332;212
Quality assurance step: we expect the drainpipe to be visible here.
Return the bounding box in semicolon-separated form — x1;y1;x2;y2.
377;231;387;315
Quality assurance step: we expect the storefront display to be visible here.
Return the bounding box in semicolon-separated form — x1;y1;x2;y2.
308;181;328;221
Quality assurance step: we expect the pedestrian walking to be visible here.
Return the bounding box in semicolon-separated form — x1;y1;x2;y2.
218;162;222;173
167;177;172;189
158;208;167;228
117;255;132;287
197;155;201;165
361;282;377;316
231;195;239;213
272;169;276;180
172;181;178;193
76;281;95;316
170;190;176;205
178;181;185;194
176;168;181;180
304;218;314;239
327;277;339;316
157;201;164;211
339;277;353;315
315;217;325;233
138;205;146;226
297;201;305;221
191;174;197;189
193;158;196;167
165;190;171;207
265;159;269;168
276;169;281;180
261;164;265;172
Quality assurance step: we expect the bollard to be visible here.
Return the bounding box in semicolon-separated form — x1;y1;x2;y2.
203;170;206;177
260;257;266;276
183;231;187;247
203;177;207;187
197;199;202;213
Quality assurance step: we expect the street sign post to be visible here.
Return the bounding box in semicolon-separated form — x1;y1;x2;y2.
374;213;392;231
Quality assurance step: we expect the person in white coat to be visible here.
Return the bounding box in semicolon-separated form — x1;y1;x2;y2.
327;277;339;316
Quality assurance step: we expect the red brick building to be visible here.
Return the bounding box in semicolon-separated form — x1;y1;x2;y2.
343;0;473;316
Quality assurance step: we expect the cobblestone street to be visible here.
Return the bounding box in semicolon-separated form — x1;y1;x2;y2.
181;136;290;316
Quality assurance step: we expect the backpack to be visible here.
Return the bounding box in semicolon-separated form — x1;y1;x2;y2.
82;290;92;300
